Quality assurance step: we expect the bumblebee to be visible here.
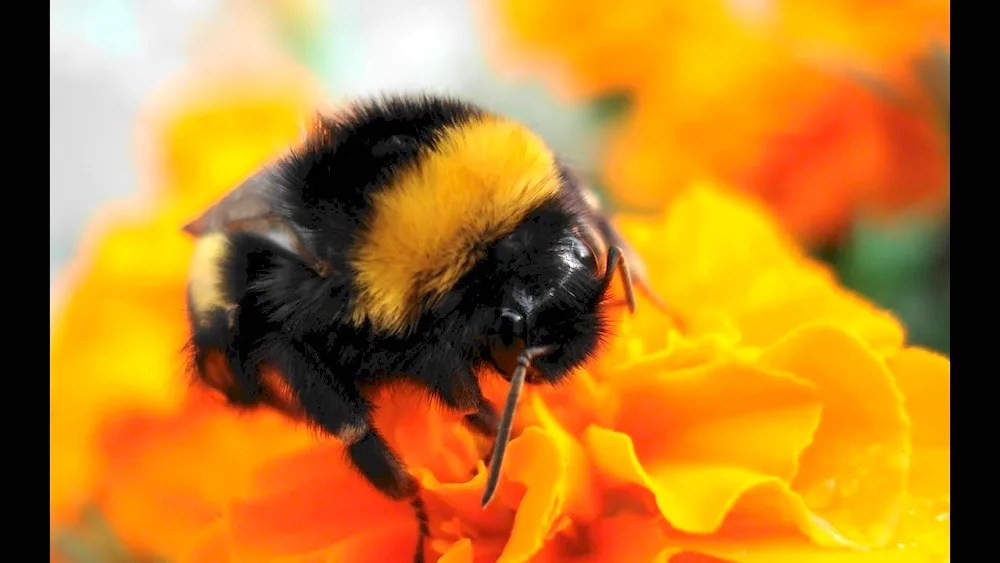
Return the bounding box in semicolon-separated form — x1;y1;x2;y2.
183;94;662;562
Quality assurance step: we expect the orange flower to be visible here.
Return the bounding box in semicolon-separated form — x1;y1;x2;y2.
50;49;323;531
605;47;947;241
174;183;947;562
53;130;950;562
489;0;950;242
51;27;947;561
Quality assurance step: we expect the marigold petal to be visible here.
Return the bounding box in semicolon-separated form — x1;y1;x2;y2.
758;325;910;547
439;538;474;563
889;493;950;560
180;518;233;563
530;396;602;521
536;513;682;562
228;444;411;562
372;384;483;483
664;541;932;563
668;492;949;562
236;523;419;563
610;358;822;481
885;347;950;498
417;466;516;544
710;479;856;546
582;428;846;541
316;522;418;563
616;182;905;351
543;368;615;434
94;390;314;560
138;55;326;217
496;426;566;563
50;211;195;518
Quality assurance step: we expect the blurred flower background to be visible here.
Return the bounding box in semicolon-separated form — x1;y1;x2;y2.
50;0;949;561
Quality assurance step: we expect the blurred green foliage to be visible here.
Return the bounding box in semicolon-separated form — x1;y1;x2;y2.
52;504;166;563
815;214;950;355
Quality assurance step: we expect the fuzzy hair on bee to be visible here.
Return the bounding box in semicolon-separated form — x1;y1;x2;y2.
182;94;666;563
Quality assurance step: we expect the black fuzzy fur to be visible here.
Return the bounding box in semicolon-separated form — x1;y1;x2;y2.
185;94;619;556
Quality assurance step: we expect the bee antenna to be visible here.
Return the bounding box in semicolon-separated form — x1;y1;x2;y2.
480;344;558;507
604;246;636;314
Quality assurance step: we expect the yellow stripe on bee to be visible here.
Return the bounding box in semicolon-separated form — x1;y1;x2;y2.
350;115;562;334
188;232;231;326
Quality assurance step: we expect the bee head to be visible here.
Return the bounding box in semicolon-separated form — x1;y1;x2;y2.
480;204;616;386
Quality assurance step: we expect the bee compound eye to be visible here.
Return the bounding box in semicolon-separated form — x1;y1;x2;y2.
571;236;599;273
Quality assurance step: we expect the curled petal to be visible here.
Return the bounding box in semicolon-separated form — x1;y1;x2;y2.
609;358;822;481
529;368;614;437
758;325;910;547
582;428;851;546
530;396;602;522
418;468;514;543
616;182;905;351
885;347;950;498
495;427;566;562
372;384;483;483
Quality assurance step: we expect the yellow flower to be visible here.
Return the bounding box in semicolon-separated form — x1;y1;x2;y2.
50;53;323;531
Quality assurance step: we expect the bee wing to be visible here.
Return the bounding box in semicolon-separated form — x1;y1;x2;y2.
182;167;285;236
182;167;334;277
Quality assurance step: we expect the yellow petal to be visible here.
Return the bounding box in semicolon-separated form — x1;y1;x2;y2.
536;513;683;562
616;181;905;351
885;347;950;498
758;325;910;547
583;428;849;546
496;427;565;563
439;538;474;563
609;358;822;481
51;209;196;519
531;395;602;522
663;539;938;563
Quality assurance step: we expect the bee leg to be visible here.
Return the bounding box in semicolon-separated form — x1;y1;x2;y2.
346;426;427;563
264;337;426;562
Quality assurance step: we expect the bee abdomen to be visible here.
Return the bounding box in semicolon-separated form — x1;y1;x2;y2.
187;232;236;328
